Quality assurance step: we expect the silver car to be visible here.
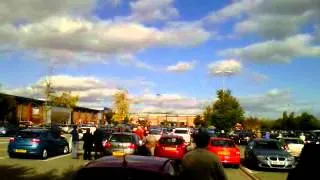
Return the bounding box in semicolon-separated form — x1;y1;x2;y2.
245;139;296;169
104;132;142;155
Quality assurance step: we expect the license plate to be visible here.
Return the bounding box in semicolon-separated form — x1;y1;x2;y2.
15;149;27;153
164;147;176;151
271;161;285;165
218;151;230;156
112;151;125;156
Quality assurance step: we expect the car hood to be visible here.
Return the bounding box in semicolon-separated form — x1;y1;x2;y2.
253;149;290;157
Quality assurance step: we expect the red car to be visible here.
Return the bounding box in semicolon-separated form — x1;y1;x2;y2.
73;155;181;179
207;137;240;168
155;135;188;159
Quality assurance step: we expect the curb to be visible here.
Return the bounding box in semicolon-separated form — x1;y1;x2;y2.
239;165;260;180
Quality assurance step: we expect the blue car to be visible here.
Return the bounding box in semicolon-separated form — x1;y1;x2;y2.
8;128;70;159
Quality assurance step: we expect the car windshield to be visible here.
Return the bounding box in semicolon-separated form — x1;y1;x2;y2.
159;137;184;145
174;130;188;134
109;134;133;143
211;140;235;147
150;129;162;134
16;131;41;138
255;141;281;150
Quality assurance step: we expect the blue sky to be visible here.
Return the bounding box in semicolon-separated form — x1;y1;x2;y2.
0;0;319;118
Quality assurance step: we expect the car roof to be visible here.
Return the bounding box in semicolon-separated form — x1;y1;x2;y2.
210;137;234;141
160;135;183;139
112;132;136;136
254;138;278;142
84;155;170;173
20;128;49;132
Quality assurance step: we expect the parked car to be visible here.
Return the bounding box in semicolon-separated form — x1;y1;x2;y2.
73;155;182;179
278;137;304;158
0;124;19;136
8;128;69;159
148;128;164;141
104;132;142;155
172;128;191;144
207;138;240;168
232;131;254;145
155;135;188;160
244;139;296;169
305;131;320;144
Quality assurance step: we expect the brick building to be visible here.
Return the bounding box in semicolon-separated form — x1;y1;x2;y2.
0;93;108;126
130;113;197;127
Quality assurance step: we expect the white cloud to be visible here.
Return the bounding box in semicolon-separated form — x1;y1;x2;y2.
0;0;95;23
208;59;242;76
128;0;179;22
167;61;196;72
0;16;210;64
234;0;320;39
205;0;262;23
219;34;320;63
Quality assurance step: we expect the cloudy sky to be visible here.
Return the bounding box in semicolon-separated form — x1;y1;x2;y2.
0;0;319;118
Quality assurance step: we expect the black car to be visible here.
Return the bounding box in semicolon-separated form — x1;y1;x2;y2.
232;131;254;145
8;128;70;159
244;139;296;169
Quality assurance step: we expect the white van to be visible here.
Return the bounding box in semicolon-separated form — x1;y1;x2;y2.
173;128;191;144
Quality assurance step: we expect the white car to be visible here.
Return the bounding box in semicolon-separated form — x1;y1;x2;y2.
279;137;304;157
173;128;191;144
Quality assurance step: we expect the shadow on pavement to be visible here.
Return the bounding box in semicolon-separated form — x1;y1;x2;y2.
240;158;290;173
0;165;77;180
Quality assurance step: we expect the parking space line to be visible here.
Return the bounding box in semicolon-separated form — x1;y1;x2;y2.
41;154;71;162
0;142;8;144
0;156;8;159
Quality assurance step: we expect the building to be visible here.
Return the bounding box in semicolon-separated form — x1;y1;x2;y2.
130;113;197;127
0;93;109;126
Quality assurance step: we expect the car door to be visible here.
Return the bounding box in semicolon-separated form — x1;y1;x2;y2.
47;131;60;154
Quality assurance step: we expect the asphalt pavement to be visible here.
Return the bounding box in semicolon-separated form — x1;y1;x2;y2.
0;137;288;180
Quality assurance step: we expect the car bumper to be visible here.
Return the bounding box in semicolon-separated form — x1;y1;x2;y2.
8;145;43;156
257;160;296;169
219;156;241;165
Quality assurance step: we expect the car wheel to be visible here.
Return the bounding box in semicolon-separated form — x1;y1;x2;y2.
41;149;48;159
63;145;69;154
9;153;16;158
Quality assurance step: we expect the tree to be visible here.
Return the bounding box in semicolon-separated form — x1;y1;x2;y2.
193;115;202;126
203;105;213;124
50;92;79;109
112;90;130;122
210;89;244;130
296;112;320;130
243;117;261;131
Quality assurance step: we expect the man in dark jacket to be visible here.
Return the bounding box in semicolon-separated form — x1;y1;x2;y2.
82;129;94;160
181;131;227;180
93;128;104;159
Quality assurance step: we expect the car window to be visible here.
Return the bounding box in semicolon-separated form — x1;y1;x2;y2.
150;129;162;134
159;137;184;145
109;134;133;143
174;130;188;134
211;140;235;147
16;131;41;138
254;141;281;150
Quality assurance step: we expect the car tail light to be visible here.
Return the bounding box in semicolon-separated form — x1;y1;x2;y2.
129;143;136;149
9;138;15;143
177;144;186;151
104;142;111;148
32;138;41;143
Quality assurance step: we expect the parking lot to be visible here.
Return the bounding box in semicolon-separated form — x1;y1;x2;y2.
0;137;288;180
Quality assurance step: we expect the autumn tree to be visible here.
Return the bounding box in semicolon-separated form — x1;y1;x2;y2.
112;90;130;122
243;117;261;131
193;115;202;126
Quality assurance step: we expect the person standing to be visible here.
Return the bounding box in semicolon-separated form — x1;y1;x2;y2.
70;125;79;159
181;131;228;180
82;129;94;160
93;128;104;159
